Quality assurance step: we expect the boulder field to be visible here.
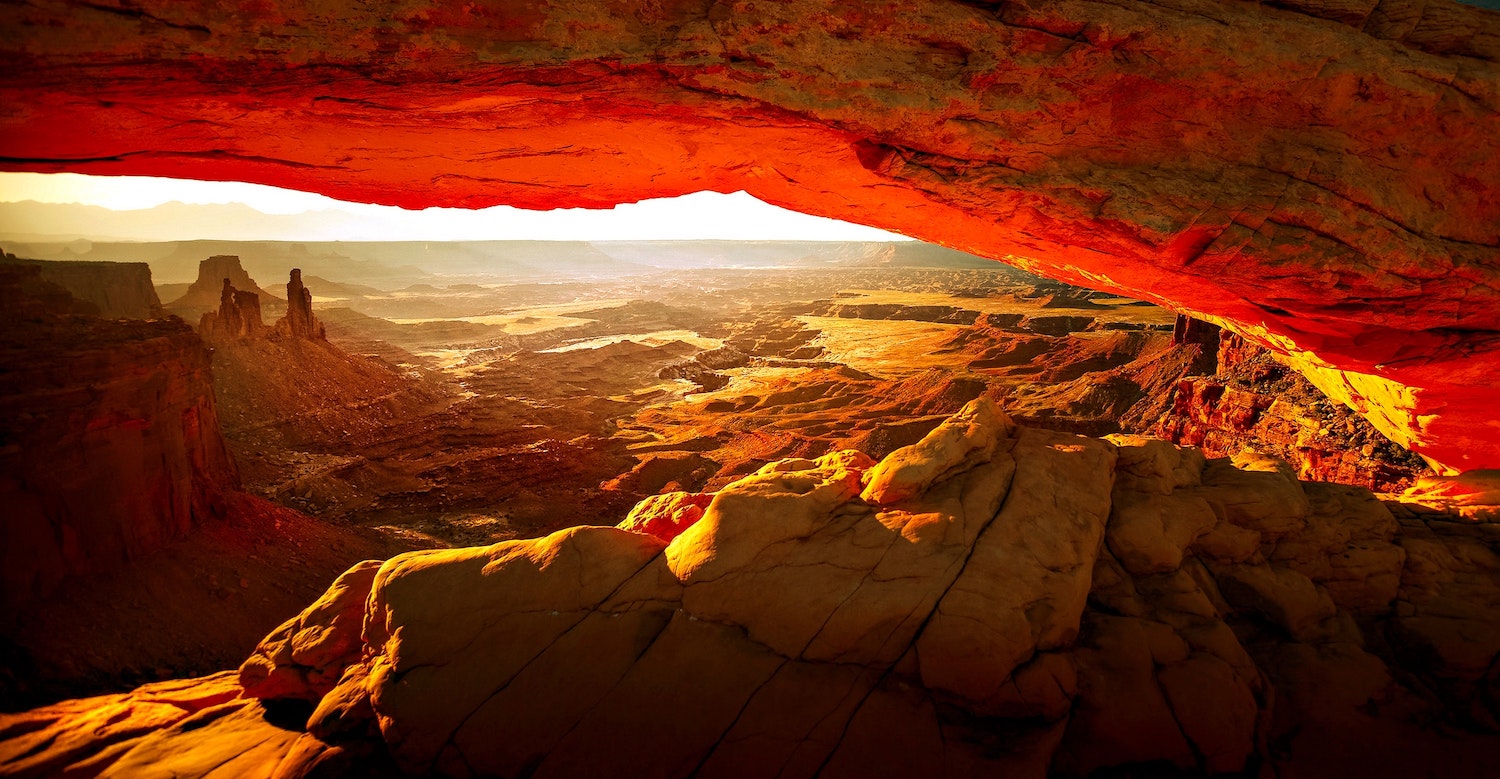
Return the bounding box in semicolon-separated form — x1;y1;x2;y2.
6;398;1498;778
2;0;1498;471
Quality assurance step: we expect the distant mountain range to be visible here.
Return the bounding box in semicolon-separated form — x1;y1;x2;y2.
588;240;999;270
0;200;374;243
0;200;1011;287
4;238;1011;287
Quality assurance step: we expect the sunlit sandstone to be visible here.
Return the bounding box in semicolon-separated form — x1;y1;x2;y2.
7;398;1499;776
1;0;1496;470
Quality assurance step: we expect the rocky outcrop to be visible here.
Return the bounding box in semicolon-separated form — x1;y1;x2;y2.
0;252;161;319
199;268;327;343
198;279;266;343
238;561;383;703
13;398;1500;777
167;256;278;316
0;274;238;619
1158;332;1434;491
0;671;396;778
1;0;1496;470
1171;313;1220;352
274;268;325;340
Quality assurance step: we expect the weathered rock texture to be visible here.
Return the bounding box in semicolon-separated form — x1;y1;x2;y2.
0;672;397;778
199;267;328;343
2;0;1497;471
167;255;278;316
0;253;161;319
1157;330;1435;491
199;279;266;343
275;269;325;340
0;268;238;619
10;398;1499;777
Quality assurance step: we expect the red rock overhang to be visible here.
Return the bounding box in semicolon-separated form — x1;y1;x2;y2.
2;0;1497;471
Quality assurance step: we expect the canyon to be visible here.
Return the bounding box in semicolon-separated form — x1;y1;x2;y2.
3;398;1498;777
0;239;1493;777
2;0;1499;776
0;256;424;708
1;0;1498;472
126;246;1431;552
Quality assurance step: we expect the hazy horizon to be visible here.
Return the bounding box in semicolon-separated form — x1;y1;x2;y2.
0;173;913;243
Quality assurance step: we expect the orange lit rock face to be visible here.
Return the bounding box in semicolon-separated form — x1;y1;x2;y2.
616;491;714;543
19;398;1499;777
1157;333;1433;491
2;0;1498;470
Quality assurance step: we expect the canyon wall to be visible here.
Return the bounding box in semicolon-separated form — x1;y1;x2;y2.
0;254;161;319
0;0;1496;471
1157;331;1434;491
0;266;238;619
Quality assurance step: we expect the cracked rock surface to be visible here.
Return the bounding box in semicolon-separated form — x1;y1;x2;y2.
6;398;1500;777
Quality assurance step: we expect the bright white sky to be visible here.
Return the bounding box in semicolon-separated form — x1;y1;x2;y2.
0;172;911;242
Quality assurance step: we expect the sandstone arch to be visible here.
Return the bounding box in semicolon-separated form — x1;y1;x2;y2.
2;0;1497;470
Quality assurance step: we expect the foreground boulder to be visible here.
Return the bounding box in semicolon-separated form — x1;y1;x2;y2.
5;398;1500;777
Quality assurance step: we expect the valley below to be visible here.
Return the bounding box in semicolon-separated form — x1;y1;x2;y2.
203;258;1433;551
1;240;1492;779
3;0;1498;771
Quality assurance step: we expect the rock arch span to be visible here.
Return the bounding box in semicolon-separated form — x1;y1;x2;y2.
2;0;1497;470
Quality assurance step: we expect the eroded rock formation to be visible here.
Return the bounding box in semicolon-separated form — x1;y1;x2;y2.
0;252;162;319
8;398;1499;777
1;0;1496;470
168;256;278;316
199;279;266;343
1158;331;1434;491
0;267;238;619
275;269;325;340
200;267;325;343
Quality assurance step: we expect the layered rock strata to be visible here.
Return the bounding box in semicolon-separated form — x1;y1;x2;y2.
2;0;1497;470
8;398;1498;777
1158;332;1434;491
199;279;266;343
0;252;161;319
0;272;238;619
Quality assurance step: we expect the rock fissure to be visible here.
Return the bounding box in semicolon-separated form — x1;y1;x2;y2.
689;657;794;777
8;397;1500;776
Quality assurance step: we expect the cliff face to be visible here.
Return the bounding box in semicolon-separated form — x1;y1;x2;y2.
0;269;238;619
167;255;279;316
7;399;1498;777
1;0;1496;471
0;254;161;319
1157;332;1434;491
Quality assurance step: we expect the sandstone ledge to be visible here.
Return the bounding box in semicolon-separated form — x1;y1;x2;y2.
7;399;1499;778
2;0;1498;471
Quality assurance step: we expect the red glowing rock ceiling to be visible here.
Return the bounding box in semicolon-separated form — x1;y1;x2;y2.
1;0;1496;470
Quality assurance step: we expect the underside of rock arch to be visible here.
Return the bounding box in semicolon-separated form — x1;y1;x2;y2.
2;0;1498;470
